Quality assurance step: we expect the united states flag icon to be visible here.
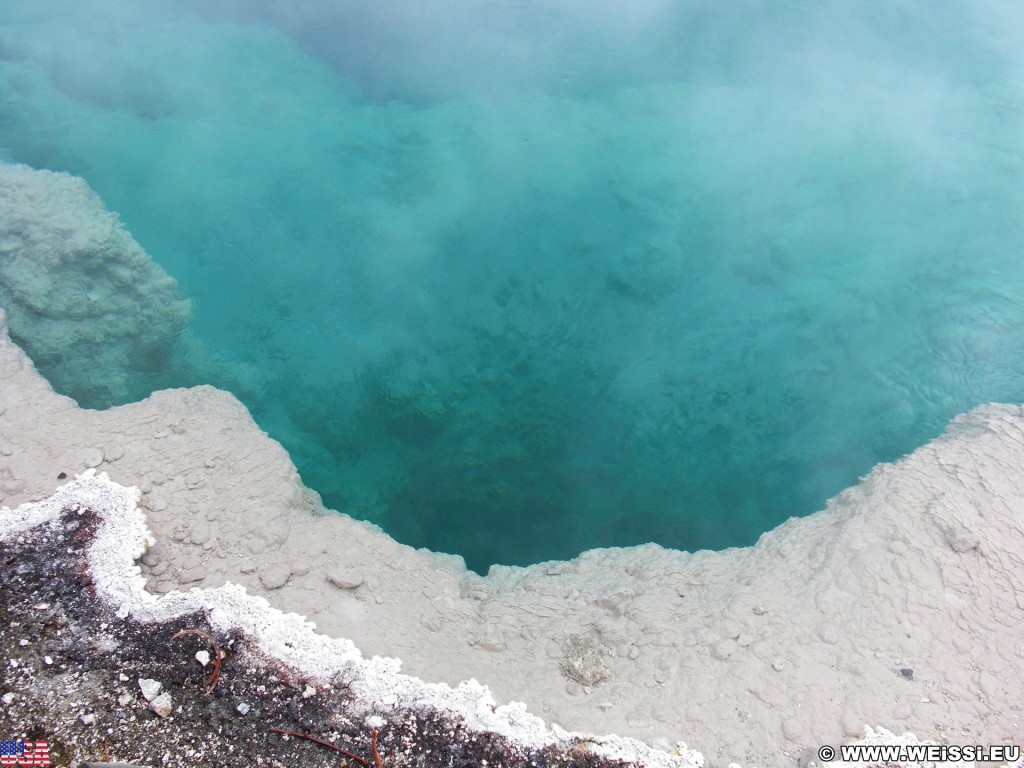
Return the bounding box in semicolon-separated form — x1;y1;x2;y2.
0;740;51;766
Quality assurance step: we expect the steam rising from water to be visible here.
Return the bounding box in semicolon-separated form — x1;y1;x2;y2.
2;0;1024;571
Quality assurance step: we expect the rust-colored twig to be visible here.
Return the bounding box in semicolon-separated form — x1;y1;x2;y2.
371;729;383;768
270;727;369;767
172;629;222;695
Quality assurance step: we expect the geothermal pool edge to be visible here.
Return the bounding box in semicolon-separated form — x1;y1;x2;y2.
1;308;1021;766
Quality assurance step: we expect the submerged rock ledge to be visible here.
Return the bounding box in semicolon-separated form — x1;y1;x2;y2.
0;161;191;406
1;311;1022;766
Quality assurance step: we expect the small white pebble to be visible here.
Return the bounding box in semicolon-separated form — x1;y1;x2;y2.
195;650;211;667
80;713;96;725
1;692;15;705
118;673;129;682
32;603;49;610
43;656;52;666
236;702;250;715
149;692;172;718
138;678;163;702
18;639;28;647
302;685;317;699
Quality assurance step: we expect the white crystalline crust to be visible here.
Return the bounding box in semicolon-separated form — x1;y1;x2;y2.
0;470;705;768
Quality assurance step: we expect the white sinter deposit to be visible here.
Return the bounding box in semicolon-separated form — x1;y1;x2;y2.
0;165;1021;766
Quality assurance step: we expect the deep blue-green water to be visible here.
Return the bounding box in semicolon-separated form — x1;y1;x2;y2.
2;0;1023;572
